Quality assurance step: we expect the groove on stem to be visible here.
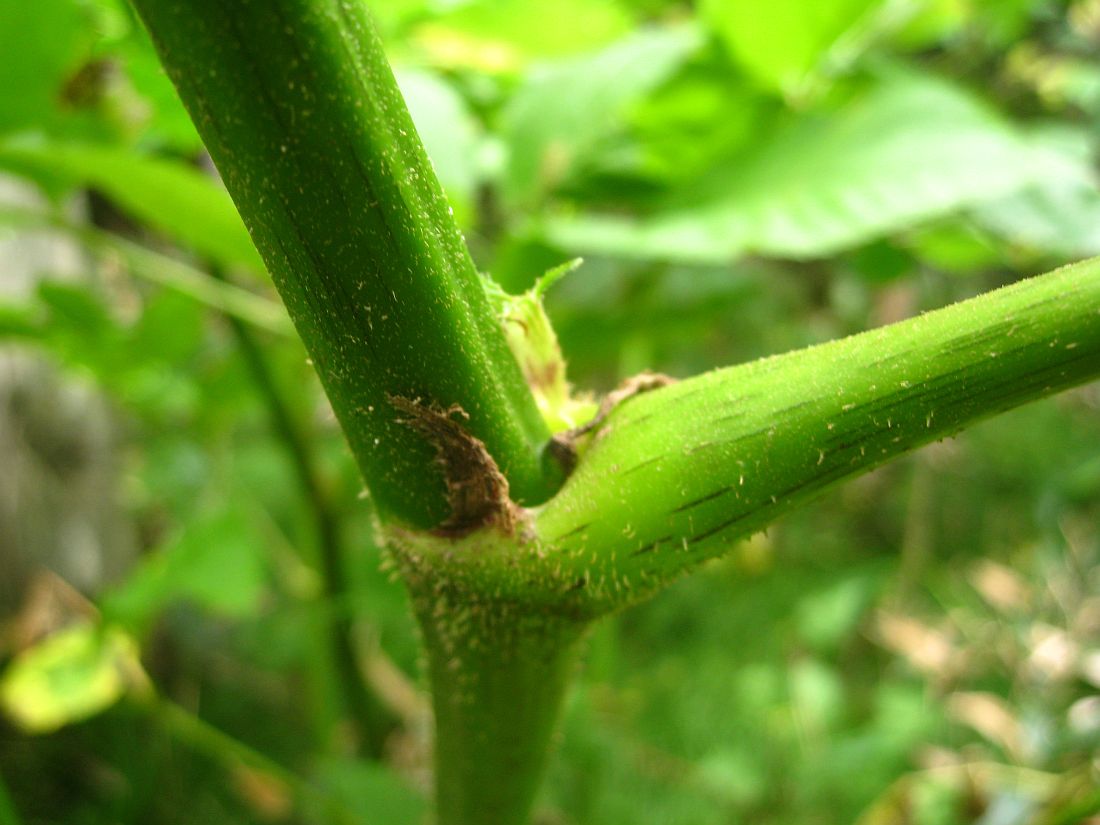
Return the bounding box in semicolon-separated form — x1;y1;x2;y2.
130;0;556;530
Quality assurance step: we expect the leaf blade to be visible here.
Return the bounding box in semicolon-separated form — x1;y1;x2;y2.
544;72;1088;262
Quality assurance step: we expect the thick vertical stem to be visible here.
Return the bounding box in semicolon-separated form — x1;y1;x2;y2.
129;0;556;529
394;534;589;825
421;610;584;825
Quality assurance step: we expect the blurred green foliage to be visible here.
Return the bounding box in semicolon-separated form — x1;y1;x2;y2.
0;0;1098;823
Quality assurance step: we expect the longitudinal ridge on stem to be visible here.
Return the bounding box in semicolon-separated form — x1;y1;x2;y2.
534;259;1100;608
130;0;557;530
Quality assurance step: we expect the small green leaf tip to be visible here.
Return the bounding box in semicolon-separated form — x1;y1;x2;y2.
533;257;583;297
484;263;597;434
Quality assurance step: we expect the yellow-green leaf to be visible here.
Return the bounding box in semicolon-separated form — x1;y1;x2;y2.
0;624;147;734
701;0;882;95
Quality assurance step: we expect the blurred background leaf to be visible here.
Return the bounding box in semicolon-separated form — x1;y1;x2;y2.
700;0;882;96
542;70;1091;262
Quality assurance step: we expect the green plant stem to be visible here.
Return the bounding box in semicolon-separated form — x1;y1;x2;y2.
209;267;395;758
142;693;361;825
534;259;1100;608
396;552;588;825
129;0;555;529
124;4;1100;823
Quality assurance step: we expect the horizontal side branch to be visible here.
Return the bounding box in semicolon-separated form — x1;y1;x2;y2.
532;258;1100;610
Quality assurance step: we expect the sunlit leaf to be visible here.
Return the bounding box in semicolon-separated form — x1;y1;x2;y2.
413;0;635;72
890;0;971;50
695;747;767;806
977;182;1100;258
544;71;1088;262
0;624;147;734
700;0;882;94
502;25;699;206
962;126;1100;259
789;658;845;734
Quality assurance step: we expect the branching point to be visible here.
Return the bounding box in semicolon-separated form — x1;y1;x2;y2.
548;371;678;474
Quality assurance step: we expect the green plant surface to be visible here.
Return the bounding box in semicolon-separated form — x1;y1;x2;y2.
501;25;699;207
372;258;1100;618
129;0;557;529
0;207;291;334
543;71;1089;263
2;1;1100;824
0;0;104;135
0;773;21;825
401;0;635;71
0;139;265;274
404;579;588;825
700;0;881;96
536;258;1100;603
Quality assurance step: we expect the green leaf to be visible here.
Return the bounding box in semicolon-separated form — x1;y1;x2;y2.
0;625;147;734
974;124;1100;259
35;280;112;337
96;231;292;334
700;0;882;94
0;205;293;333
114;28;204;152
544;72;1087;262
0;302;42;340
695;747;768;806
626;59;775;185
977;183;1100;259
795;573;880;653
0;0;101;133
789;658;845;734
502;25;700;206
412;0;635;72
0;138;264;274
103;509;270;631
482;259;596;432
890;0;970;50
